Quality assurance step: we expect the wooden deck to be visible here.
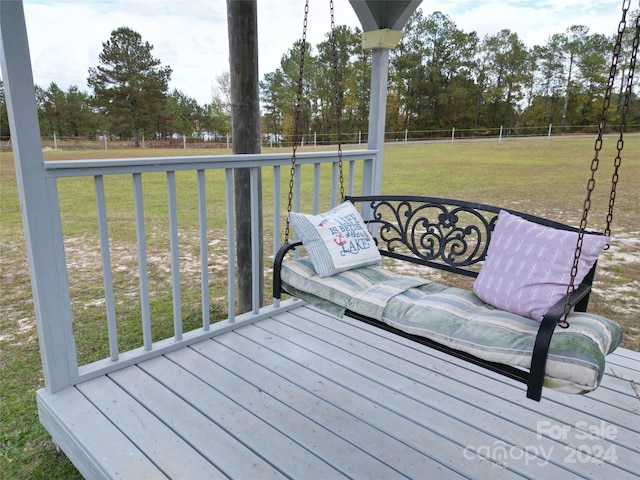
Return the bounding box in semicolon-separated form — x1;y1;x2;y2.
38;303;640;480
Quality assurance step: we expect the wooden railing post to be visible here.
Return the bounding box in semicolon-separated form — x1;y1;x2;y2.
0;0;78;392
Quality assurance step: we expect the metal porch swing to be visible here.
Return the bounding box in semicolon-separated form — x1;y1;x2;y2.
273;0;638;401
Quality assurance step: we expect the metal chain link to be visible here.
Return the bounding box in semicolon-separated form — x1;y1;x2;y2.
284;0;309;244
605;8;639;238
330;0;345;203
560;0;633;328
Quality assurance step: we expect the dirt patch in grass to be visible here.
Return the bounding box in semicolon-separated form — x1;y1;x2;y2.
59;229;232;363
595;232;640;350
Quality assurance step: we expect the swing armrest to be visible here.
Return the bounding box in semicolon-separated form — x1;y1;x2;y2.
527;282;593;401
273;241;303;300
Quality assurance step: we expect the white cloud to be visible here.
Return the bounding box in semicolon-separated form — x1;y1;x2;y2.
428;0;624;45
13;0;631;105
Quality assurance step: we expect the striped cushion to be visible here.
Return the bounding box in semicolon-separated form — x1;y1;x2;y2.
281;258;623;394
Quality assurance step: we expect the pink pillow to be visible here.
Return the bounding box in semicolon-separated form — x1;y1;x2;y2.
473;210;609;322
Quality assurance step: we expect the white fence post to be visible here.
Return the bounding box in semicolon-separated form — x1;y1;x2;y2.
404;129;408;145
451;127;455;143
548;124;552;139
499;125;503;141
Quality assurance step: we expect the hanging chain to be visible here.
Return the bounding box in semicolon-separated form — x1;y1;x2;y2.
605;8;639;239
284;0;309;244
560;0;632;328
330;0;345;203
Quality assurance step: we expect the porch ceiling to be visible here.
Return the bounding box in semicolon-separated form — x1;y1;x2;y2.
349;0;422;31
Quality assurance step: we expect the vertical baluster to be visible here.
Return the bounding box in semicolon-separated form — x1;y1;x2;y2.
294;164;301;213
362;156;374;197
132;173;152;350
312;163;321;214
331;161;339;207
225;168;235;323
250;167;260;314
293;165;301;260
348;160;355;196
94;175;118;360
273;165;281;308
273;165;281;249
167;171;182;340
197;169;210;330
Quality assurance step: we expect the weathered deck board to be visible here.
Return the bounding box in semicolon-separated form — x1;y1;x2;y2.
254;309;639;479
37;384;168;479
37;304;640;479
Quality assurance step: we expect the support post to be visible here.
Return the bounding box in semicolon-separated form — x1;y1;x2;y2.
366;48;391;195
227;0;263;313
0;0;78;393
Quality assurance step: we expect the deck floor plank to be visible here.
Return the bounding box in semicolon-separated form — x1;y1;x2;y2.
37;385;169;480
108;363;286;479
303;306;640;430
201;331;476;479
76;376;227;479
231;318;543;478
168;343;416;479
38;304;640;479
296;307;640;476
153;348;370;479
255;311;638;479
306;308;640;476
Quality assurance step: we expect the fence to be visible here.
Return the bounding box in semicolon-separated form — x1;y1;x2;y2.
1;123;638;152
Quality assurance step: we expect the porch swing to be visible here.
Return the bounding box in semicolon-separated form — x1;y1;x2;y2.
274;1;637;401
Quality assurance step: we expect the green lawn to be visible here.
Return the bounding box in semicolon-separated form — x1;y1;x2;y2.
1;135;638;478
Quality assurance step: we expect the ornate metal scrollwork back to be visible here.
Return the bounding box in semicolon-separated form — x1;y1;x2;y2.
368;199;498;268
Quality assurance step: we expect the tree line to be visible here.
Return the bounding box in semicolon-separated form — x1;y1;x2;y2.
1;27;231;146
1;10;638;144
263;10;639;142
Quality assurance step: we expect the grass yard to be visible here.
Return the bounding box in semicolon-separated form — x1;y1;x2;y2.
0;135;638;478
379;137;640;341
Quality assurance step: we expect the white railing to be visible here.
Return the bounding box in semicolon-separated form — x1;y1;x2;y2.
41;150;377;391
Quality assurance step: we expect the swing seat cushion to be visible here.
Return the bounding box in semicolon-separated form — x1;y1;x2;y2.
281;258;623;394
473;210;610;322
288;202;381;277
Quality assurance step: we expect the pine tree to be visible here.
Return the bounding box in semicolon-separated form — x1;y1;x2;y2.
88;27;172;146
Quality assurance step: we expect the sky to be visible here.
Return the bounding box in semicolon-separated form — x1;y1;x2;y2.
9;0;631;106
